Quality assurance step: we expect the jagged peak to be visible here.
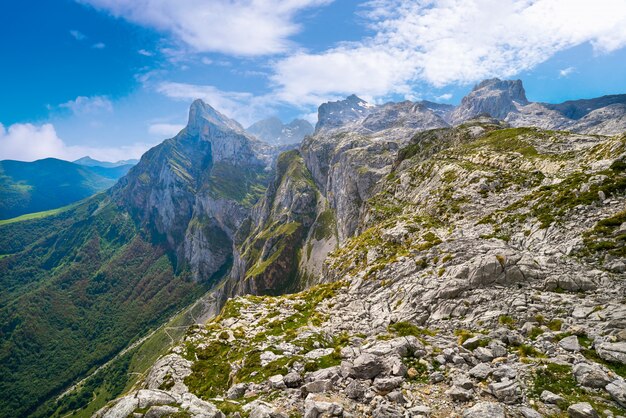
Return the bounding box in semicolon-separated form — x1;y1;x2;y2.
471;78;528;104
187;98;245;135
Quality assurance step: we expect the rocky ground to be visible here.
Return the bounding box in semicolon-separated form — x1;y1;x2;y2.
95;120;626;418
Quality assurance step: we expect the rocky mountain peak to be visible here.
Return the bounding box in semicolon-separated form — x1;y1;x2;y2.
187;98;245;136
450;78;528;123
315;94;374;131
474;78;528;104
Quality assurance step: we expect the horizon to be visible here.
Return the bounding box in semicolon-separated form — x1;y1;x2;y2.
2;1;626;162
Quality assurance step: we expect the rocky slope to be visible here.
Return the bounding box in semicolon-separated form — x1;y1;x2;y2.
96;116;626;418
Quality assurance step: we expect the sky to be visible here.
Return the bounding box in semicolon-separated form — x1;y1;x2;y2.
1;0;626;162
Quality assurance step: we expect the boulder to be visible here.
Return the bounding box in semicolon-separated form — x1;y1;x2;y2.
284;372;303;388
606;380;626;408
559;335;581;352
469;363;492;380
489;380;521;404
596;342;626;365
540;390;564;405
462;402;506;418
350;353;384;379
567;402;599;418
572;363;611;388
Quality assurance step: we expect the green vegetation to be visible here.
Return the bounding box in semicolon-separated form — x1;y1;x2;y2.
207;162;270;208
184;282;345;400
530;362;625;414
0;197;210;418
0;158;129;219
582;209;626;259
388;321;436;339
498;315;516;328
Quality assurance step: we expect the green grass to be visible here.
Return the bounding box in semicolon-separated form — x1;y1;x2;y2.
0;201;78;225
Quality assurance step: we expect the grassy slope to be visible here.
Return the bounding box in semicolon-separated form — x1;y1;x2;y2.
0;195;208;417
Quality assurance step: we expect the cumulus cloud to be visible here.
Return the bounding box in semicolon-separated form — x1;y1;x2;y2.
59;96;113;115
148;123;185;137
559;66;576;77
0;122;153;162
270;0;626;104
77;0;334;56
157;82;273;125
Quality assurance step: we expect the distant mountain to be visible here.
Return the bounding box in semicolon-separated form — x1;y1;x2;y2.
246;117;313;145
0;158;132;219
74;155;139;168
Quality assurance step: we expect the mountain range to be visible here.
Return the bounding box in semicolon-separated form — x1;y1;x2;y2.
0;158;134;220
246;117;314;146
0;79;625;418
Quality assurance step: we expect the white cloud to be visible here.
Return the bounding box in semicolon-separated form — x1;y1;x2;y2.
0;122;153;162
77;0;334;56
157;82;273;126
148;123;185;137
435;93;453;101
60;96;113;115
92;42;106;49
559;66;576;77
138;49;154;56
69;29;86;40
270;0;626;103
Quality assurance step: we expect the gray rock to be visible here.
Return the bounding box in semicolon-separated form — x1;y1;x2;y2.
145;405;180;418
469;363;492;380
446;386;474;402
387;390;406;404
489;380;521;404
474;347;495;362
268;374;286;389
567;402;599;418
284;372;303;388
572;363;611;388
519;406;543;418
430;371;445;383
462;401;506;418
463;336;489;350
408;405;432;416
226;383;248;399
373;376;403;393
606;380;626;408
540;390;564;404
345;380;366;400
596;342;626;365
350;353;383;379
559;335;581;352
302;379;333;394
304;394;343;418
372;403;405;418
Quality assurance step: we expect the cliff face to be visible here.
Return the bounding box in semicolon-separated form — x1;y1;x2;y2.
114;99;271;281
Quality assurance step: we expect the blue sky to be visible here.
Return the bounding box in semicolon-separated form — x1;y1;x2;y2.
1;0;626;161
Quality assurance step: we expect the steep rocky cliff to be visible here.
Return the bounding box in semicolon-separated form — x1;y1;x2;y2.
114;99;272;280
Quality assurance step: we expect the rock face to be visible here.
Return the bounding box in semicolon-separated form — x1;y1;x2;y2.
450;78;529;123
113;99;271;281
247;116;314;146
